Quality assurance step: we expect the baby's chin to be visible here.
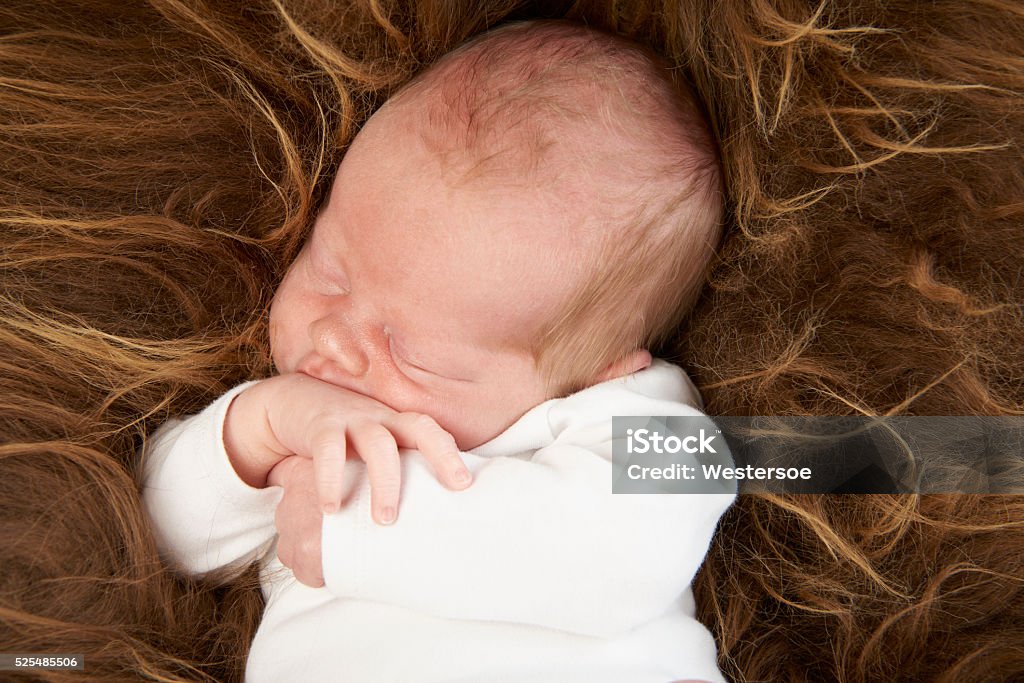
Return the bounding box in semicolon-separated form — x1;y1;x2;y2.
447;407;536;452
452;432;491;452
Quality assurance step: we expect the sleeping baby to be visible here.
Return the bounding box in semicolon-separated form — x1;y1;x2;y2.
141;19;735;683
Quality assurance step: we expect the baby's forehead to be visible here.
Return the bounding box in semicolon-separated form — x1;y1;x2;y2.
382;24;685;192
344;20;722;275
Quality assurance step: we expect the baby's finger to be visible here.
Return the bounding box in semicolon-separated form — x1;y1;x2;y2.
309;420;348;514
348;421;401;525
386;412;471;490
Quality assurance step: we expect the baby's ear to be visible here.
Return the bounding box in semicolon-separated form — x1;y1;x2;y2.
595;349;653;383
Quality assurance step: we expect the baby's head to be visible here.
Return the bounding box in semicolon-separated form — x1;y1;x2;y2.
269;20;723;449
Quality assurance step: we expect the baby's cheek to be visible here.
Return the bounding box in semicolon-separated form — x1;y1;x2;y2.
267;317;280;348
267;311;301;373
267;314;286;355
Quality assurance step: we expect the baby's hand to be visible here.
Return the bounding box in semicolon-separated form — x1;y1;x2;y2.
224;373;472;524
267;455;325;587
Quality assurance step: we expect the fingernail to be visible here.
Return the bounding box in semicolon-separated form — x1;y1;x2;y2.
453;468;472;486
323;502;338;515
379;506;396;525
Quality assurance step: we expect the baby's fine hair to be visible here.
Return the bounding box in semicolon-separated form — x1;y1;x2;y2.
390;20;724;394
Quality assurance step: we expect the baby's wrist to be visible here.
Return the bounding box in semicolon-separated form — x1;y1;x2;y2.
223;383;288;488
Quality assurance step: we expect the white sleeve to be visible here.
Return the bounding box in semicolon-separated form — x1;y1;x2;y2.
139;381;283;578
321;435;735;638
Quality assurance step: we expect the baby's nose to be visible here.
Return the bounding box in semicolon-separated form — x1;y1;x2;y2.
309;317;369;378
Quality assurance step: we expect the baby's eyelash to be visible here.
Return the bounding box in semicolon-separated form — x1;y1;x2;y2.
384;327;471;383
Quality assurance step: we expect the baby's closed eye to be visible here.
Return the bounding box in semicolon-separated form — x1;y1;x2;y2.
386;328;452;381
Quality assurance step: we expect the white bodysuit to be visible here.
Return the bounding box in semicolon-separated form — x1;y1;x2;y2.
140;360;736;682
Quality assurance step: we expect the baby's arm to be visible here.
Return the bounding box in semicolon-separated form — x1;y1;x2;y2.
140;374;471;577
140;381;283;577
318;421;735;637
